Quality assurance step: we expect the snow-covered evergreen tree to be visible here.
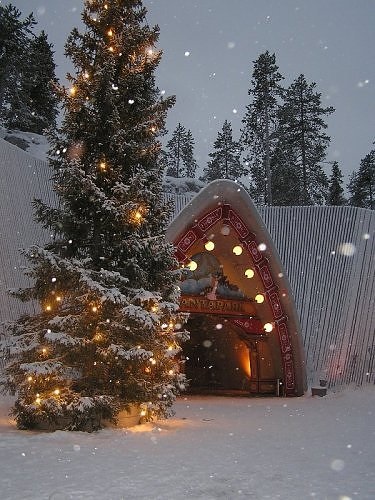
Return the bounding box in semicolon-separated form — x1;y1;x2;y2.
201;120;244;182
348;149;375;209
17;31;59;134
1;0;187;431
0;4;35;126
276;74;334;205
240;51;284;205
327;161;346;206
165;123;197;178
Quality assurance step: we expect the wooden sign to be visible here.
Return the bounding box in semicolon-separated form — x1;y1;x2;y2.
179;295;256;317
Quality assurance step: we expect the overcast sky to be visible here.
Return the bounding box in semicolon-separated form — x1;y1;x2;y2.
12;0;375;181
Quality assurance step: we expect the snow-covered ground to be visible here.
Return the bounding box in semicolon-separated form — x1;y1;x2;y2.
0;388;374;500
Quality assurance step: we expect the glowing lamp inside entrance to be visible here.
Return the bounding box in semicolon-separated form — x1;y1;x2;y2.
205;241;215;251
245;268;255;278
233;245;243;256
255;294;265;304
263;322;273;333
187;260;198;271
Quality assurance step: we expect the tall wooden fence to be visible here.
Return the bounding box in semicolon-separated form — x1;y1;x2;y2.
0;142;373;388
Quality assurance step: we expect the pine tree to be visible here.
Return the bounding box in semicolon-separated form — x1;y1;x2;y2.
276;74;334;205
1;0;187;431
165;123;186;177
240;51;284;205
182;129;198;178
201;120;244;182
0;4;35;127
348;150;375;209
328;161;346;205
16;31;59;134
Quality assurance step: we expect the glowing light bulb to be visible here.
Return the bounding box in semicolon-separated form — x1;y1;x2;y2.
168;345;174;351
205;241;215;251
108;46;114;53
255;294;265;304
263;323;273;333
135;211;142;220
99;161;107;171
54;389;60;395
150;358;156;365
45;305;52;312
140;409;147;416
233;245;243;256
245;268;255;278
168;370;174;376
69;86;77;96
27;376;33;382
107;29;113;36
56;296;62;302
151;305;158;312
92;306;98;313
187;260;197;271
42;348;47;355
35;397;41;404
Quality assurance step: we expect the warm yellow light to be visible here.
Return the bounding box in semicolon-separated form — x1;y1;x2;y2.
168;370;174;376
92;306;98;313
233;245;243;256
45;305;52;312
264;323;273;333
245;268;255;278
54;389;60;395
99;161;107;171
94;333;102;341
35;397;41;405
104;4;108;9
56;296;62;302
83;71;89;79
69;86;77;96
42;348;47;355
107;29;113;36
187;260;198;271
27;376;33;382
255;294;265;304
140;409;147;416
145;367;151;374
150;358;156;365
150;126;157;133
135;211;142;220
168;345;174;351
205;241;215;251
151;305;158;312
108;46;114;53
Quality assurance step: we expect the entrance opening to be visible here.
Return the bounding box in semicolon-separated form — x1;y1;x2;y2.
183;315;251;395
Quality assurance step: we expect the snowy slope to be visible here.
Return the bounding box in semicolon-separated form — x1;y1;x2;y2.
0;388;374;499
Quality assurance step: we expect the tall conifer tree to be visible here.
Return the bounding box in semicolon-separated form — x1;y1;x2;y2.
348;149;375;209
328;161;346;205
241;51;284;205
165;123;197;178
0;4;35;126
1;0;187;431
201;120;244;182
276;74;334;205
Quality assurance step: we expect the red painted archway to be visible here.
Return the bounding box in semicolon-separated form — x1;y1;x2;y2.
167;180;306;396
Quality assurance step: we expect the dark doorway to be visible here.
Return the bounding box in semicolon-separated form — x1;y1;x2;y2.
183;315;251;395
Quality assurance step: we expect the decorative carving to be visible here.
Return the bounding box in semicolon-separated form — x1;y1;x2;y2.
198;207;222;231
228;209;249;239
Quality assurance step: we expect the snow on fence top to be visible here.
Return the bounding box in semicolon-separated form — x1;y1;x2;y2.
0;138;374;388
